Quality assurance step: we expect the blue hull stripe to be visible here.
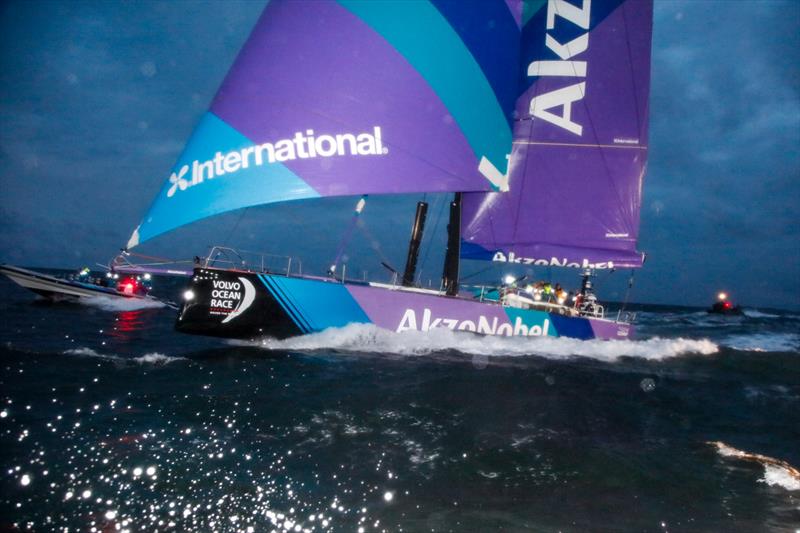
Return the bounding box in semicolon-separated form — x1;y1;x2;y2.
263;275;312;333
256;274;309;333
268;276;371;332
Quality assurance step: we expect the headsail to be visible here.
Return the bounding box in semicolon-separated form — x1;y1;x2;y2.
128;0;521;248
460;0;653;269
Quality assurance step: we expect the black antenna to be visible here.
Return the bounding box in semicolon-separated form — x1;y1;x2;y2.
402;201;428;286
442;193;462;296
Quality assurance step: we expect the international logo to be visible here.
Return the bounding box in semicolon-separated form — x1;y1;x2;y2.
167;127;387;198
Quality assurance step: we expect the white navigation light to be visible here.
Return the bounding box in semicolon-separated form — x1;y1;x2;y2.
524;285;534;294
504;275;515;285
718;292;727;301
143;273;152;280
183;290;195;301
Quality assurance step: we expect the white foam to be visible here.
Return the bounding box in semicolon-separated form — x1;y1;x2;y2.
761;465;800;491
250;323;718;362
64;348;185;365
713;441;747;459
742;309;780;319
711;441;800;492
636;310;743;329
80;295;167;311
723;333;800;353
131;353;186;365
64;347;113;359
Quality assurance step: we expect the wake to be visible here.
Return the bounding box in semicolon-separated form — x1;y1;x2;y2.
79;295;170;312
722;333;800;353
248;323;718;362
64;347;186;365
710;441;800;492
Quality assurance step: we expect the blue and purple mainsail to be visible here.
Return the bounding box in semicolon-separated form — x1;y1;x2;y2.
127;0;522;248
461;0;653;269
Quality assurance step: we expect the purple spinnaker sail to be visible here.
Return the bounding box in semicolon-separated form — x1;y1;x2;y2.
461;0;653;269
127;0;521;248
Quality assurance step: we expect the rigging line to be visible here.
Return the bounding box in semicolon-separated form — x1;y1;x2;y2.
621;269;635;313
222;207;249;247
418;195;448;277
330;196;367;271
116;260;194;267
355;219;395;268
514;140;646;150
120;251;188;263
621;2;644;145
591;268;617;290
459;263;497;282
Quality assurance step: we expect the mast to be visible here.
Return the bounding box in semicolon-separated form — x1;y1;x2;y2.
401;201;428;287
442;192;461;296
579;268;593;297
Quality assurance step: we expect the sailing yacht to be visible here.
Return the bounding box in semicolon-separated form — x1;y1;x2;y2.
125;0;653;341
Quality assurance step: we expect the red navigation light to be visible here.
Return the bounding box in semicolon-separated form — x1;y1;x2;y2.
119;276;138;295
724;302;732;309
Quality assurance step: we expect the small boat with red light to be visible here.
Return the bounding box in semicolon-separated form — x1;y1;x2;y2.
0;264;158;303
708;292;743;316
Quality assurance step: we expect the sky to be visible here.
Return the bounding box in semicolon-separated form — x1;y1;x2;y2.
0;0;798;310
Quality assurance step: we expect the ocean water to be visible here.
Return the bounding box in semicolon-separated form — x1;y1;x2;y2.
1;274;798;532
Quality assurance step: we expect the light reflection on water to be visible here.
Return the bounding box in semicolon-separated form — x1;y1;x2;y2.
0;354;437;532
1;280;799;531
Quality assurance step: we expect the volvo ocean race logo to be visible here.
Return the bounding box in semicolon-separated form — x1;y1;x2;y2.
167;127;387;198
207;277;256;323
397;308;550;337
